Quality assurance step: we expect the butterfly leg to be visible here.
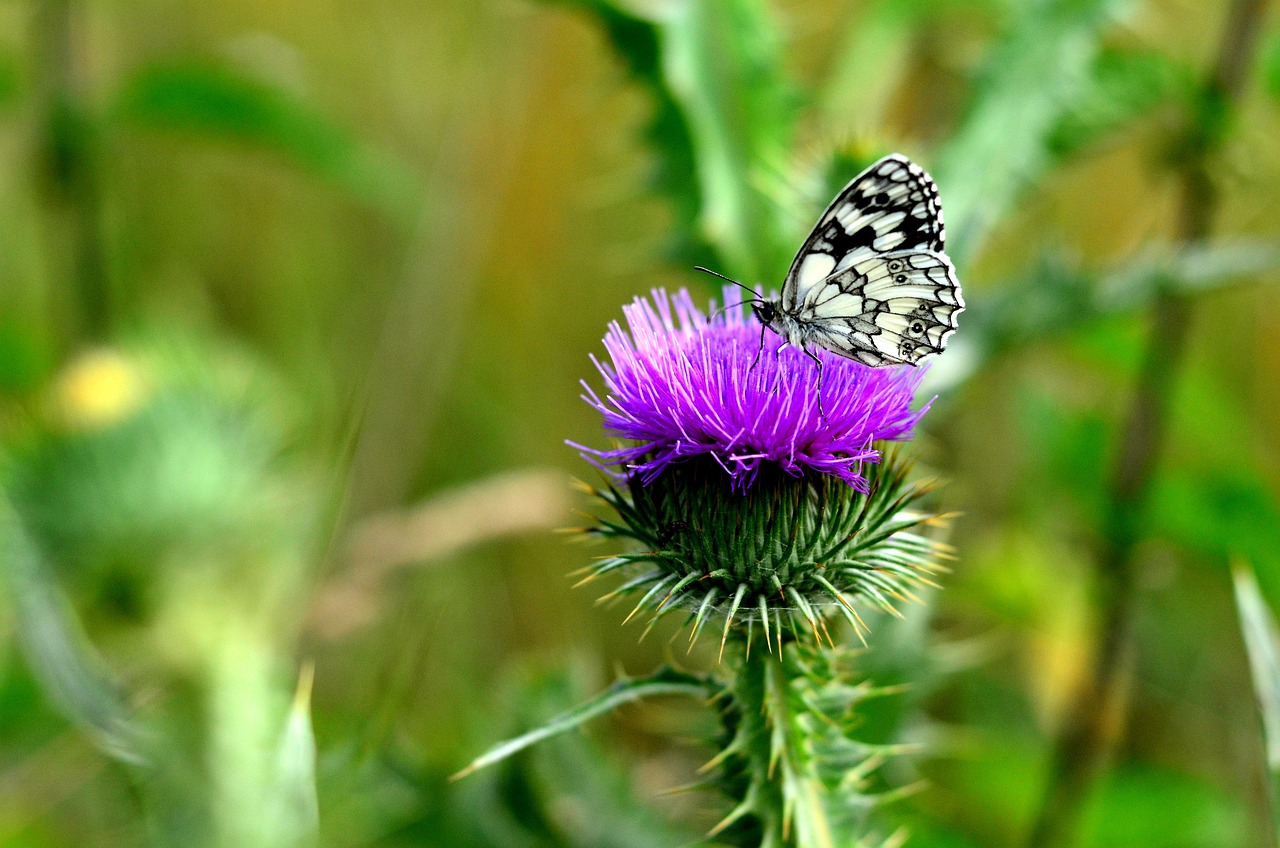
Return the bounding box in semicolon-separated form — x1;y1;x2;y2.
804;347;826;418
750;322;768;372
751;324;774;400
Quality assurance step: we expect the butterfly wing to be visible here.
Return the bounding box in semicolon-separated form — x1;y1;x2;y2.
782;154;945;312
794;250;963;367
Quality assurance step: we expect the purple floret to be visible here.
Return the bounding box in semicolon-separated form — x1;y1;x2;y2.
575;287;930;491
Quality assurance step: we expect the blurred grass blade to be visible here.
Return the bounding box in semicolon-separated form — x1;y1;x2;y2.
1232;559;1280;834
267;663;320;848
452;666;710;779
935;0;1126;263
114;61;418;225
548;0;797;281
0;496;146;765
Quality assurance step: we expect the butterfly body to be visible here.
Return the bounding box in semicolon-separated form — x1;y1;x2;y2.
748;154;963;368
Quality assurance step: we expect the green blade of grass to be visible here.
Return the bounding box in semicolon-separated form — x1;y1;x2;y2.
1232;559;1280;841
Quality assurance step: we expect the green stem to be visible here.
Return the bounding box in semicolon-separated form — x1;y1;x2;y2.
716;638;880;848
1024;0;1270;845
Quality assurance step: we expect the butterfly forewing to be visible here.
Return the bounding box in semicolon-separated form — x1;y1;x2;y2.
782;154;946;312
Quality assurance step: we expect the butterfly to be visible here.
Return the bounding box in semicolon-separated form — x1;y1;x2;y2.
700;154;963;380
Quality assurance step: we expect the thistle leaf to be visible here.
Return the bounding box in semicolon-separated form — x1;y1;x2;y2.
542;0;797;281
452;666;712;779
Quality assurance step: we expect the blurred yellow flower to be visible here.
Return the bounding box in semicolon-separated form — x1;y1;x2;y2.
51;349;148;431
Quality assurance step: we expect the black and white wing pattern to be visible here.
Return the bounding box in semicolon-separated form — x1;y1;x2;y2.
762;154;961;367
782;154;945;311
794;251;962;367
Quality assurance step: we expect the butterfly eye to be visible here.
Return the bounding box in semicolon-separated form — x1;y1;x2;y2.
909;321;925;336
894;274;907;283
888;261;902;272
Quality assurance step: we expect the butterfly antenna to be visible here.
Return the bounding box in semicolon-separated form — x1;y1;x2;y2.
708;297;758;321
694;266;761;300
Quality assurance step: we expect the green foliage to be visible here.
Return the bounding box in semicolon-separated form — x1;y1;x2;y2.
713;641;907;848
1047;48;1196;158
934;0;1128;263
114;61;419;225
0;0;1277;846
939;240;1280;391
548;0;797;282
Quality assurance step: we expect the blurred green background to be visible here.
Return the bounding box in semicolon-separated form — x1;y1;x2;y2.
1;0;1279;846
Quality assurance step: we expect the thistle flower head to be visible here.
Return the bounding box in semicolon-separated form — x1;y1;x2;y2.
577;288;929;492
575;288;950;650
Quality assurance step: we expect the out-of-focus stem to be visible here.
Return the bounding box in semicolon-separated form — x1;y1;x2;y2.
1025;1;1270;846
34;0;110;343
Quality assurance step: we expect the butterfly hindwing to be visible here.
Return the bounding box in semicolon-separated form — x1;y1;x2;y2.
783;154;946;311
796;250;962;366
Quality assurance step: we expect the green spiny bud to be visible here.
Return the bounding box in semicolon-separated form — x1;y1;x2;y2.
576;447;951;654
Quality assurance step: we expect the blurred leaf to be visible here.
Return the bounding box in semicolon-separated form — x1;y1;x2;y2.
0;495;146;764
548;0;797;283
1048;48;1196;157
816;7;915;132
372;666;705;848
544;1;705;268
513;669;704;848
453;665;711;779
1149;468;1280;575
932;240;1280;391
660;0;797;282
1083;764;1248;847
114;61;419;225
266;663;320;848
935;0;1128;263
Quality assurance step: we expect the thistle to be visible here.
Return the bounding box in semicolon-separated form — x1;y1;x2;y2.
459;288;954;848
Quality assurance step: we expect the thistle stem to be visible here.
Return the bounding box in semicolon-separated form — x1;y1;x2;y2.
716;637;875;848
1024;1;1270;844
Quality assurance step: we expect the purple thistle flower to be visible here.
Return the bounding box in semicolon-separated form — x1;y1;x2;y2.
576;287;931;491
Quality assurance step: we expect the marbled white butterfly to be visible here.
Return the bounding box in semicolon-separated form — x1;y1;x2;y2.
701;154;963;377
